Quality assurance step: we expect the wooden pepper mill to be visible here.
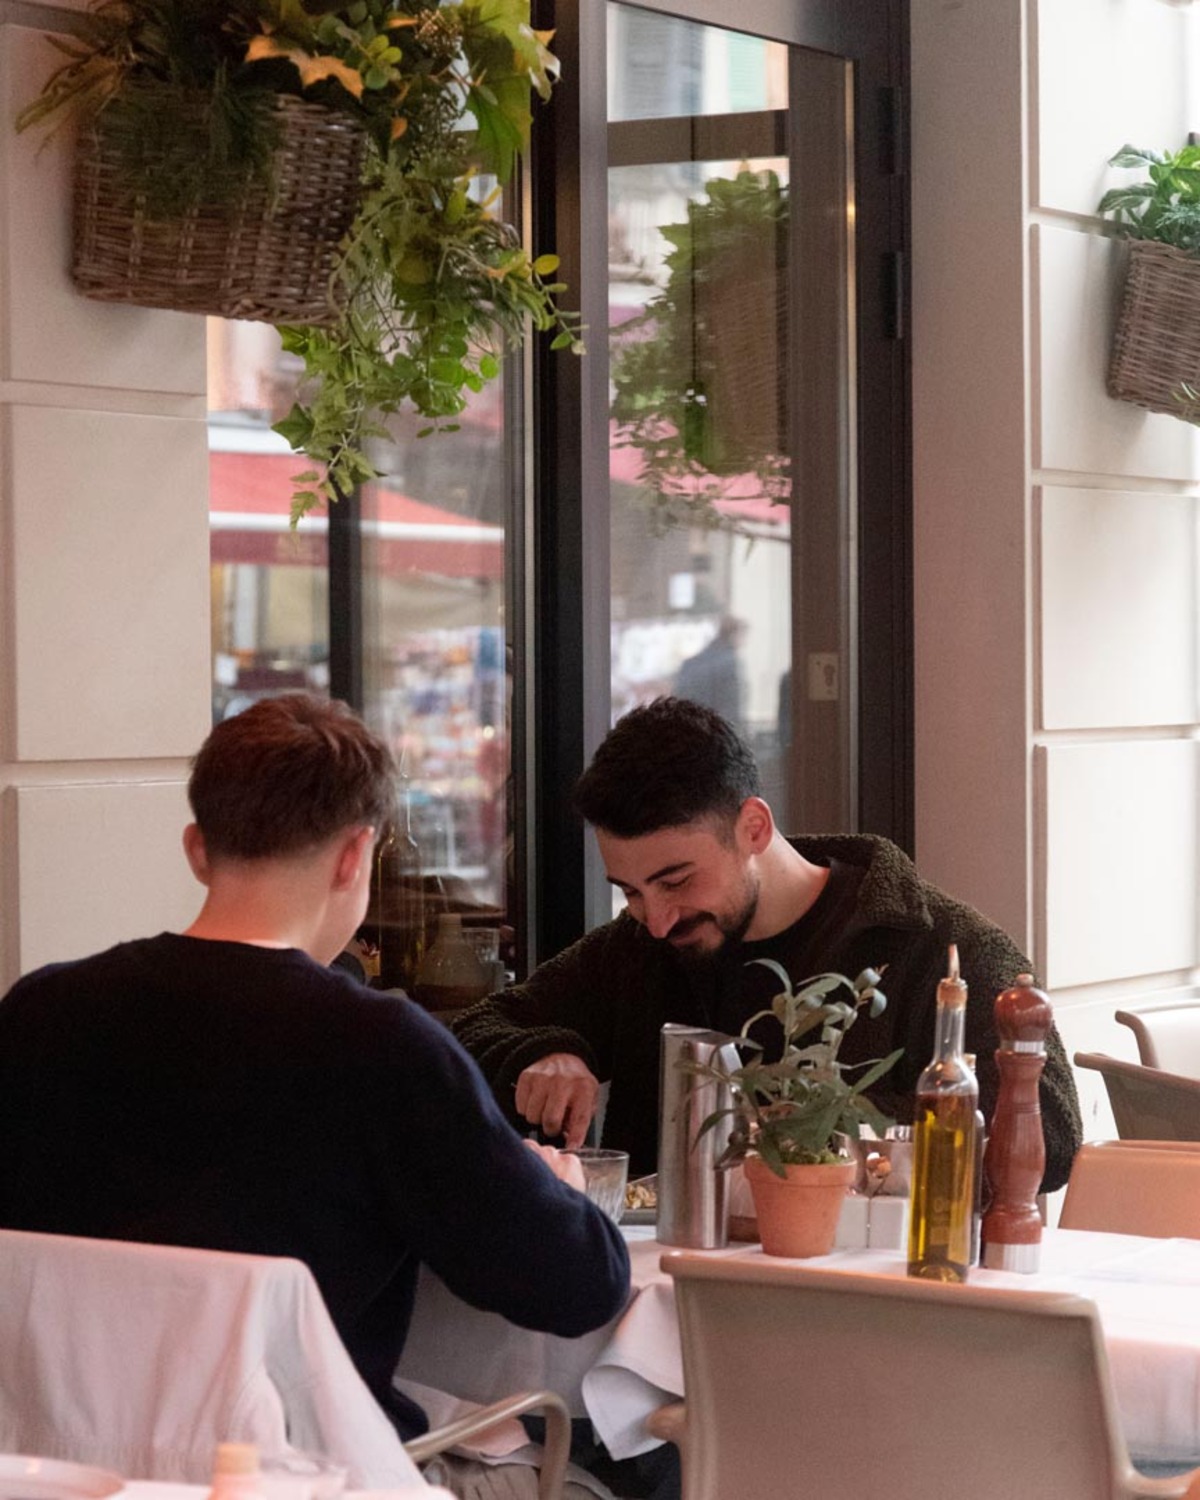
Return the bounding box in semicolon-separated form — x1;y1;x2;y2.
981;974;1052;1272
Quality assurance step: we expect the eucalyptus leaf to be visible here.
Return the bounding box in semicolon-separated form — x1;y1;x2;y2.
686;961;898;1170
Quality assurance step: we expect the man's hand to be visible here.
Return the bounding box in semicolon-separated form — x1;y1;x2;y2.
521;1138;587;1191
514;1053;599;1149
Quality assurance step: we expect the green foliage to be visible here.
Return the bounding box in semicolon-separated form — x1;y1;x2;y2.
1099;145;1200;433
279;149;580;519
610;167;791;531
17;0;577;520
1098;143;1200;254
686;963;902;1178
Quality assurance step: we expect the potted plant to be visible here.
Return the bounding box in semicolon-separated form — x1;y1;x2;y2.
685;962;902;1257
610;167;790;534
1098;142;1200;420
17;0;581;521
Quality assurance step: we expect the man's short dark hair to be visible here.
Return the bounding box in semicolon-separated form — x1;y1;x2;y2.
189;694;397;861
572;697;762;838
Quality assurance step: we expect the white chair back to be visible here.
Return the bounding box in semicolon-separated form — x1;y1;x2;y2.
658;1251;1164;1500
1116;1002;1200;1078
0;1229;423;1488
1060;1140;1200;1237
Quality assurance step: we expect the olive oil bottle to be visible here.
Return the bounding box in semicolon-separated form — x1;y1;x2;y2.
907;944;979;1283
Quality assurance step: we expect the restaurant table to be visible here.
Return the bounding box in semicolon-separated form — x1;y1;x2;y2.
394;1224;1200;1469
24;1481;445;1500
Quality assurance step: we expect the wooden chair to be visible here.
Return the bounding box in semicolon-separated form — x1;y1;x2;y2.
1060;1141;1200;1237
0;1229;570;1499
1116;1003;1200;1079
1074;1052;1200;1141
648;1250;1200;1500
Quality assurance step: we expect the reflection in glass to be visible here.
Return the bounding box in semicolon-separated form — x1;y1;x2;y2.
607;4;856;843
205;318;513;988
360;382;511;988
206;319;329;723
607;6;792;828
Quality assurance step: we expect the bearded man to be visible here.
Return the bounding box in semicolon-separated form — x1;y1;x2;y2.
453;696;1082;1193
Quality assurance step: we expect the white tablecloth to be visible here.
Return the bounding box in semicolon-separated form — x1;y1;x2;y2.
396;1225;1200;1465
119;1482;444;1500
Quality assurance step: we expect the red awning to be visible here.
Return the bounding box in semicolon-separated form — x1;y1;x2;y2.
209;451;504;579
607;426;790;529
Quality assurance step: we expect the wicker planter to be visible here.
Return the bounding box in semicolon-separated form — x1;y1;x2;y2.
73;92;368;327
1108;239;1200;416
693;261;787;475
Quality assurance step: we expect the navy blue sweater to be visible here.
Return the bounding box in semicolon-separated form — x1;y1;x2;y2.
0;935;631;1439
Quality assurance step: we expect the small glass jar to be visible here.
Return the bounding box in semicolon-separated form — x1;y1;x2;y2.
411;913;493;1012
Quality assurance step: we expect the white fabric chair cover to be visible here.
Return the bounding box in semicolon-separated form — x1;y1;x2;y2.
0;1229;424;1489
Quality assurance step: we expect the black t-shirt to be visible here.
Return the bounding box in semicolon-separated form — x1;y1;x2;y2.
701;858;868;1050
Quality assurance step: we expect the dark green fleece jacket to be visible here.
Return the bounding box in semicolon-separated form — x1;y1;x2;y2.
453;835;1082;1192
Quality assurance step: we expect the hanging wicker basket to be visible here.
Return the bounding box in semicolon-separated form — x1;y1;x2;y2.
1108;238;1200;415
693;256;788;476
73;92;368;327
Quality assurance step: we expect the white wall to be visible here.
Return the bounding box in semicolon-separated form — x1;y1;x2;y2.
912;0;1200;1142
0;18;210;990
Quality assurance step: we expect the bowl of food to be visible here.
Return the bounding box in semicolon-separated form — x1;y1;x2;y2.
623;1174;658;1224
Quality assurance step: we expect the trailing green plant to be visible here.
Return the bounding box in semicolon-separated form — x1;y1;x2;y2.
684;963;902;1178
610;167;790;532
1098;143;1200;254
18;0;582;520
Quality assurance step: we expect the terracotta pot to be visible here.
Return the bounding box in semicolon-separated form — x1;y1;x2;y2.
745;1155;856;1258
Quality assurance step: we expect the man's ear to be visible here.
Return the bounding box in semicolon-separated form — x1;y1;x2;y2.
332;825;376;891
182;824;211;885
737;796;775;854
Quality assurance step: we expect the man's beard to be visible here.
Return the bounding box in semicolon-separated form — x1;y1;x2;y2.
668;883;759;970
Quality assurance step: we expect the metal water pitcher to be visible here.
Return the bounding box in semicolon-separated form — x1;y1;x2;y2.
657;1022;741;1248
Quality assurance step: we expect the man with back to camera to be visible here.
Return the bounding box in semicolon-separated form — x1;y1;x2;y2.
454;696;1083;1193
0;694;630;1455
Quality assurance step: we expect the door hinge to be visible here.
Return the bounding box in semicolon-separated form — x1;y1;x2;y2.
883;250;905;340
879;85;905;177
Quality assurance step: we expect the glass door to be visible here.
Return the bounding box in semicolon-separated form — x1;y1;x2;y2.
606;11;855;842
529;0;908;957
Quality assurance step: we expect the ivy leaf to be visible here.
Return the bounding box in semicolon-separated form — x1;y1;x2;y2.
273;403;315;450
244;36;366;98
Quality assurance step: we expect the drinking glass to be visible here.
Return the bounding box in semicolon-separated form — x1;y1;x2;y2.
567;1147;630;1223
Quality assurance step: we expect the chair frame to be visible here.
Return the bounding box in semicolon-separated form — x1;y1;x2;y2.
1116;1002;1200;1075
1074;1052;1200;1141
652;1249;1200;1500
408;1392;570;1500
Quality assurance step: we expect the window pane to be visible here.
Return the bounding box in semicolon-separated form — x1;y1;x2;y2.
207;319;329;722
361;379;511;995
